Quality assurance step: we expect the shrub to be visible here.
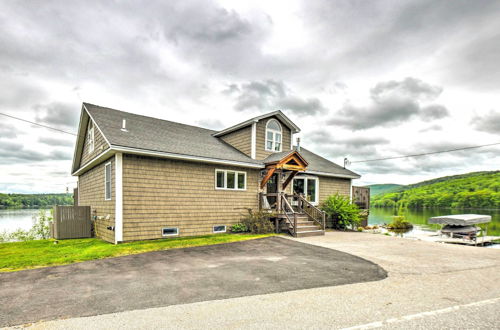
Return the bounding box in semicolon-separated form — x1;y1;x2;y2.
241;209;275;234
386;215;413;230
230;223;248;233
357;226;364;232
320;194;360;230
2;210;52;242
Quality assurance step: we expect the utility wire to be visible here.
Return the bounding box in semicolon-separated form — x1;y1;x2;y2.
2;111;499;164
0;112;77;136
351;142;500;163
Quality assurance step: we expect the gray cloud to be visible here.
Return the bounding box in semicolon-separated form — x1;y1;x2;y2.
0;122;19;138
472;111;500;134
0;139;72;164
307;132;390;160
228;80;327;115
38;136;75;147
34;102;80;129
330;77;449;130
419;124;442;133
195;118;225;130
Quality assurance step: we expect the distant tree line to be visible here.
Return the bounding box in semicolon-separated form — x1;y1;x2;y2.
0;193;73;209
372;171;500;209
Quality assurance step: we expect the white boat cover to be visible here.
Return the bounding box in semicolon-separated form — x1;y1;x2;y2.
429;214;491;225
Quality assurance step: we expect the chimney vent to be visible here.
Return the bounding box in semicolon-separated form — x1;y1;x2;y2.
121;119;128;132
296;137;301;152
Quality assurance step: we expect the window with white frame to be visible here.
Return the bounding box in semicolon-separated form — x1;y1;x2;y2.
215;169;246;190
87;121;95;153
293;176;319;204
213;225;226;233
104;162;112;200
265;119;282;152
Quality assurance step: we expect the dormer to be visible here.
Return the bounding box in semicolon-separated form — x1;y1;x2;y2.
213;111;300;160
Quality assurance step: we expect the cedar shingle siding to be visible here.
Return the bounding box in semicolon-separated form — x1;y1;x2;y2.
80;120;109;167
319;176;351;201
122;155;259;241
78;157;115;243
255;116;292;160
219;125;252;157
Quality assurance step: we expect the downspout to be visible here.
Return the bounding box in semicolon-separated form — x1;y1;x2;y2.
115;152;123;244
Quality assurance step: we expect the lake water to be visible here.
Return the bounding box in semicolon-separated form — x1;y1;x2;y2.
368;207;500;237
0;209;45;233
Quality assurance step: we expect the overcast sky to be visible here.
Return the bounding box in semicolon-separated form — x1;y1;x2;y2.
1;0;499;193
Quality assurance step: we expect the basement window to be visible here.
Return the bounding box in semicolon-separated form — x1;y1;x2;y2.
162;227;179;236
213;225;226;233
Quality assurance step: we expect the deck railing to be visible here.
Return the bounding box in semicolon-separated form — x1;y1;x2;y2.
295;194;326;230
260;192;326;235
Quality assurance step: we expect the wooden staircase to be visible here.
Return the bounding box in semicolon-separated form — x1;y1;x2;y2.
278;193;326;238
293;213;325;237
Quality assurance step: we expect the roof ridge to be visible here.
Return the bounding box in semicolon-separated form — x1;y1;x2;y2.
83;102;217;133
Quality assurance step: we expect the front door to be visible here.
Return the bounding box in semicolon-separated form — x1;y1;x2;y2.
266;173;278;208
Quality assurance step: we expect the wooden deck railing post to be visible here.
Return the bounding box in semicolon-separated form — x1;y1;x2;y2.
293;213;297;237
322;212;326;230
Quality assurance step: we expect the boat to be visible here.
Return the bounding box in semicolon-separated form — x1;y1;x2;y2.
428;214;492;246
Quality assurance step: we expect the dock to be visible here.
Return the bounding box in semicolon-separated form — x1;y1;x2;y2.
435;236;500;246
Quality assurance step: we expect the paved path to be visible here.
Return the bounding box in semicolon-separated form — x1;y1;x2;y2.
0;236;385;327
11;232;499;329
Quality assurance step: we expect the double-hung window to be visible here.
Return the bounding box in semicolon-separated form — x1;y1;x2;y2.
265;119;282;152
87;121;95;153
104;162;112;200
215;169;246;190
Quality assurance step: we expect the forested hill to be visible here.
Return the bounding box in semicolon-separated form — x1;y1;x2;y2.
371;171;500;209
365;184;403;197
0;193;73;208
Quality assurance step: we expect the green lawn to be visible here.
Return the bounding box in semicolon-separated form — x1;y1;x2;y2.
0;233;274;272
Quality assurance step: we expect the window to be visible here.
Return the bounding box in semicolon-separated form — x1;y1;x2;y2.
213;225;226;233
162;227;179;236
293;176;318;204
215;169;246;190
104;162;112;200
87;121;95;153
265;119;282;152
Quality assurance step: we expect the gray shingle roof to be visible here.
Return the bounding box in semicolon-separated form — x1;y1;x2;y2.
84;103;261;164
299;147;360;178
82;103;360;178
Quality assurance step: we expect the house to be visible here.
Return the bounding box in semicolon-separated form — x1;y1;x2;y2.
71;103;360;243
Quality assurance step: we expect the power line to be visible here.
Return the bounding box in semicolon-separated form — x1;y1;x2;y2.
351;142;500;164
0;112;77;136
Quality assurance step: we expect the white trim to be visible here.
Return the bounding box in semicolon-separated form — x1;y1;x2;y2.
215;169;247;190
104;161;112;201
162;227;179;237
251;122;256;159
112;145;264;169
349;180;353;202
72;148;114;176
265;119;283;152
305;170;361;179
87;121;95;153
292;175;320;205
83;103;112;147
77;179;80;206
115;153;123;244
212;110;300;137
213;225;227;233
290;133;294;150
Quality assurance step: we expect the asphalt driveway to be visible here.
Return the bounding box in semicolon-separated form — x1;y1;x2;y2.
0;236;386;327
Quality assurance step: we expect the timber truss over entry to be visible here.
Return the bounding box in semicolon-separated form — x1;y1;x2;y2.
260;150;309;189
